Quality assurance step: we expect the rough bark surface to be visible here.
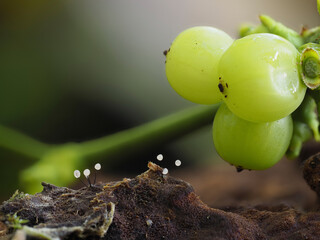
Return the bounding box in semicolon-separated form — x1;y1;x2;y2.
1;161;320;240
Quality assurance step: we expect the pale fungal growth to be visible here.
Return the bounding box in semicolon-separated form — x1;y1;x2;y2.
83;169;91;178
146;219;153;227
74;170;81;179
175;160;182;167
155;155;182;175
162;168;169;175
157;154;163;161
75;164;102;188
95;163;101;171
74;169;88;187
94;163;101;185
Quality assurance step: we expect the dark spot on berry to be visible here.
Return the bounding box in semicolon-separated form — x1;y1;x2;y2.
226;83;229;88
224;95;227;98
163;48;170;56
218;83;224;93
219;77;221;80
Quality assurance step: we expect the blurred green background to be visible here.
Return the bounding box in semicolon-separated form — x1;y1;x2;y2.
0;0;319;199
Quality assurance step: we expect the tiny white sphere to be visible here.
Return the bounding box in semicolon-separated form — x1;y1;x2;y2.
83;169;91;178
74;170;81;178
162;168;169;175
157;154;163;161
94;163;101;170
175;160;182;167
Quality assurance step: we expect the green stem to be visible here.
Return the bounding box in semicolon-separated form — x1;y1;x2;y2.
0;125;50;159
79;104;219;160
239;24;269;38
259;15;303;48
0;105;219;164
287;121;313;159
292;94;320;141
18;104;219;193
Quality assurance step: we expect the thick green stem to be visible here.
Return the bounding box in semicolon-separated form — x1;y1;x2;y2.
292;95;320;141
0;125;51;159
79;105;219;160
0;105;218;163
259;15;303;48
287;121;313;159
18;104;219;193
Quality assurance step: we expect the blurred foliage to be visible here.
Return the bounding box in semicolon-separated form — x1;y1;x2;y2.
0;105;217;195
0;1;63;128
20;144;84;193
0;0;318;201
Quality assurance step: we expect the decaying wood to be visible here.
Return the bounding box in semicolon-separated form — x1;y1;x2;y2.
1;162;320;239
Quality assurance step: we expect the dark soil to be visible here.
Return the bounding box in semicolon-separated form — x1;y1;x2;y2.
1;153;320;240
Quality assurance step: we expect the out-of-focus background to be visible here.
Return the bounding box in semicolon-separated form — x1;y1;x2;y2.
0;0;319;200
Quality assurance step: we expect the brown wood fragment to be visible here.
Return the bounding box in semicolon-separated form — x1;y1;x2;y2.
1;162;320;239
303;152;320;197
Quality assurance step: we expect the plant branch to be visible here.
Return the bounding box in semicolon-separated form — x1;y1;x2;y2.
79;104;219;160
17;104;219;193
259;15;303;48
0;125;51;159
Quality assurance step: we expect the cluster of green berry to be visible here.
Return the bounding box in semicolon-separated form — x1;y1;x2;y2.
165;12;320;170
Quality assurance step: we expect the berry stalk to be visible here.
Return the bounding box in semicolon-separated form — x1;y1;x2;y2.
259;15;303;48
